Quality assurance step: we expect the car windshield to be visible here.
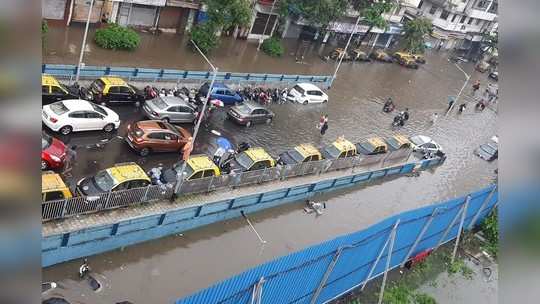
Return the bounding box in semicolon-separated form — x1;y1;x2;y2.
92;170;116;192
151;97;168;110
236;152;254;169
50;101;69;115
386;138;399;149
359;142;376;153
289;150;305;162
481;144;497;155
235;104;252;114
324;145;341;158
173;162;194;179
91;103;107;116
410;136;427;146
90;79;106;93
42;136;52;150
292;85;305;95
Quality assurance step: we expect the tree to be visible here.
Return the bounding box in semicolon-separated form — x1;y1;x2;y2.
357;0;396;44
278;0;349;30
480;30;498;55
402;17;432;54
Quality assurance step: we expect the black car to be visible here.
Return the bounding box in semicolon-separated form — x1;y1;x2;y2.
488;71;498;81
226;102;274;127
42;74;81;105
82;77;146;105
475;142;498;161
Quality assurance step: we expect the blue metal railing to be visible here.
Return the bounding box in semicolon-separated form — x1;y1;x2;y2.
42;64;333;87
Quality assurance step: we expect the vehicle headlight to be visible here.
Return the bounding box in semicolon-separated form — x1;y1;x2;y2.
50;155;61;162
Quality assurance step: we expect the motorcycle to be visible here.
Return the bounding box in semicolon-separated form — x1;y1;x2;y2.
383;103;395;113
392;111;409;127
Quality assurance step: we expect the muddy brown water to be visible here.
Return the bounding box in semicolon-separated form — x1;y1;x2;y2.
42;25;497;303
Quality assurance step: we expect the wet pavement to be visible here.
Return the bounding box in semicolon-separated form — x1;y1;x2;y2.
42;25;498;303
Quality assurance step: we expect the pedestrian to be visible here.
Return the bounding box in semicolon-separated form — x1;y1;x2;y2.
458;103;466;113
79;258;90;278
447;97;455;112
317;114;325;129
182;137;193;161
472;80;481;93
320;115;329;135
62;145;77;175
431;113;439;125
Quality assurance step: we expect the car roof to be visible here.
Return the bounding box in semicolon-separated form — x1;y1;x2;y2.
160;96;192;107
42;74;60;86
106;163;150;183
410;135;433;145
365;137;387;148
135;120;174;132
99;77;127;86
296;83;323;91
294;144;321;158
187;155;219;171
388;134;411;147
60;99;94;111
244;147;274;162
237;102;264;110
42;171;68;191
332;137;356;152
212;83;230;89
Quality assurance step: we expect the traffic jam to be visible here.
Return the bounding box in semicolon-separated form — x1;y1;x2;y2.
41;74;449;203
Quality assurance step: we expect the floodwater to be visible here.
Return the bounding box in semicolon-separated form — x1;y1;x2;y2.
42;25;498;303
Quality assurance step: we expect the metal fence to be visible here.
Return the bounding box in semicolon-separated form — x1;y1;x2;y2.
42;149;426;221
174;185;498;304
42;64;333;88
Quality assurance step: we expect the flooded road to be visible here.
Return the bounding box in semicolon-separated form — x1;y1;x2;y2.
42;25;498;303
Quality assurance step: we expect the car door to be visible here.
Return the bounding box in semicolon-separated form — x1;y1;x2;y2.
85;111;106;130
213;89;227;103
67;111;89;131
119;86;135;103
162;132;180;152
107;86;121;103
168;106;192;122
147;132;167;151
250;109;263;123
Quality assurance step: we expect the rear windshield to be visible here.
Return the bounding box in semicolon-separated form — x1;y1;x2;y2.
324;145;341;158
289;150;305;162
151;97;168;110
93;170;115;192
481;144;497;154
133;125;145;137
235;104;252;114
50;101;69;115
91;103;107;116
292;85;305;95
173;162;194;179
236;152;254;170
90;79;106;93
359;142;376;153
42;136;52;150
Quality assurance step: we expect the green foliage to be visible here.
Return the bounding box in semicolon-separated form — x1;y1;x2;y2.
94;23;140;51
412;293;437;304
42;19;48;36
261;37;284;57
443;254;474;279
481;208;498;257
278;0;349;29
382;283;437;304
362;1;395;30
190;23;219;54
204;0;252;29
402;17;432;54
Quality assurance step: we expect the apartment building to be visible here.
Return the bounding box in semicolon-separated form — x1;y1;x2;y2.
403;0;497;54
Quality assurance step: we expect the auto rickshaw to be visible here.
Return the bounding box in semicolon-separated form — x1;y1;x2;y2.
329;48;351;61
398;56;419;69
350;49;371;62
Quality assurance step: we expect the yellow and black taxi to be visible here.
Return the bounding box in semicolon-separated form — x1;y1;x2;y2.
42;74;81;105
370;49;393;62
160;155;221;183
277;144;323;165
329;48;351;61
385;134;412;151
76;162;151;196
410;53;426;64
42;171;73;202
355;137;388;155
321;137;357;159
83;76;146;104
222;147;276;174
398;55;419;69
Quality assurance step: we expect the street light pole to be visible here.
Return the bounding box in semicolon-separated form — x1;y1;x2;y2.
75;0;95;83
329;14;361;88
445;60;471;116
257;0;277;51
174;40;219;195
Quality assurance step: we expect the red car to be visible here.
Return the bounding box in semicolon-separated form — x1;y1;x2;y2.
42;134;67;170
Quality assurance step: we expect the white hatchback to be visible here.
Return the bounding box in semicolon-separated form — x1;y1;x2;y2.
286;83;329;105
409;135;443;154
42;99;121;135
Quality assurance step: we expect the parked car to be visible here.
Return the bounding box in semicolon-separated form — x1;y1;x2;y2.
409;54;426;64
158;155;221;184
355;137;388;155
370;49;393;62
321;137;357;159
42;171;72;202
475;139;498;161
398;56;419;69
475;61;490;73
197;82;243;105
82;77;146;104
42;99;121;135
385;134;412;151
76;162;151;196
221;147;276;174
409;135;443;154
328;48;351;61
142;95;198;123
286;83;329;105
488;71;498;81
42;74;81;105
41;133;67;170
125;120;191;156
277;144;323;165
227;102;274;127
350;49;371;62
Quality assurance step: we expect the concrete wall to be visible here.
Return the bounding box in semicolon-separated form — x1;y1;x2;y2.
43;160;444;267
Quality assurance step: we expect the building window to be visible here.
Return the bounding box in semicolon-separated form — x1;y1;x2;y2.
468;18;474;25
440;10;450;20
476;0;489;9
451;14;458;22
418;0;423;9
429;6;438;15
460;15;467;23
476;18;482;25
489;2;498;14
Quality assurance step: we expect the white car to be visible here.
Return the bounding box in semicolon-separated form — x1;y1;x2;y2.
286;83;329;105
42;99;121;135
409;135;443;153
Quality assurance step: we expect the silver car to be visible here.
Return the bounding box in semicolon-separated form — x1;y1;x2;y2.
142;96;198;123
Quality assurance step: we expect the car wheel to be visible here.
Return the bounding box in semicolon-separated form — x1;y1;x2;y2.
265;117;272;124
103;123;115;133
303;100;308;105
323;100;328;103
161;117;170;123
246;121;252;127
139;147;151;157
41;160;49;170
60;125;72;135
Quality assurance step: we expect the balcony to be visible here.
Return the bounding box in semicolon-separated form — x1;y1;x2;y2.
466;7;497;21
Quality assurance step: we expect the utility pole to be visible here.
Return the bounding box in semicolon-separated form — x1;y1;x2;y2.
330;14;361;88
75;0;95;83
257;0;277;51
445;59;471;116
174;40;218;195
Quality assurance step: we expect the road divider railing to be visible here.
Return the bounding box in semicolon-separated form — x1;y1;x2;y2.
42;150;444;222
42;64;333;87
